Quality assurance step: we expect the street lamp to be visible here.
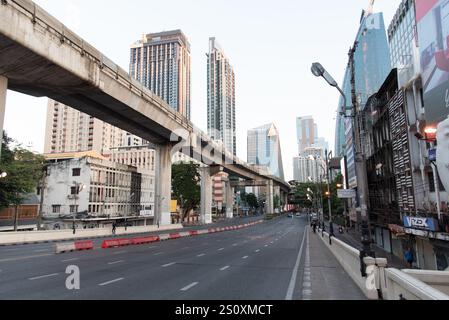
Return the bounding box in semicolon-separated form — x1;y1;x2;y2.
311;60;373;276
0;172;7;179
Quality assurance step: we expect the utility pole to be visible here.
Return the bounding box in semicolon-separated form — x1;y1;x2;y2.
349;42;374;276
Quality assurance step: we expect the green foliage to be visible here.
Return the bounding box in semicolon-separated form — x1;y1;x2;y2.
238;191;259;209
246;193;259;209
0;132;45;210
291;182;317;208
171;162;201;220
273;194;281;210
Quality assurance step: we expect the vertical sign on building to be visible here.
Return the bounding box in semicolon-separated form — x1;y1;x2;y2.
416;0;449;126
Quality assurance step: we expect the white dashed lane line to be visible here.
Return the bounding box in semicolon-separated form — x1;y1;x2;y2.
61;258;79;263
162;262;176;268
29;273;59;281
108;260;124;265
99;278;124;287
180;282;199;292
197;253;206;257
220;266;230;271
242;256;249;259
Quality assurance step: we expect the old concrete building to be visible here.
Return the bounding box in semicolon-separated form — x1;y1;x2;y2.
42;152;155;224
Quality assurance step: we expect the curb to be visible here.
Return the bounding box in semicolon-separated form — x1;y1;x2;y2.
96;220;264;251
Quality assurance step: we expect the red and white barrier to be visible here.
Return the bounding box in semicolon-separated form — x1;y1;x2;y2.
56;240;93;253
55;219;266;253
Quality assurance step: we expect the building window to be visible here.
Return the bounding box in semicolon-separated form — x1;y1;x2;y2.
70;186;79;195
70;205;78;213
72;168;81;176
52;205;61;214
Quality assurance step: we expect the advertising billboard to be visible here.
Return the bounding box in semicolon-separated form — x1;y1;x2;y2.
416;0;449;125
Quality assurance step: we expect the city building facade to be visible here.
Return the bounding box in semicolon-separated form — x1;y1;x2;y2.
130;30;191;120
44;99;124;155
247;123;285;180
207;37;236;156
42;152;155;224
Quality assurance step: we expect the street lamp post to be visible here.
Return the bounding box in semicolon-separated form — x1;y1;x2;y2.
311;60;373;276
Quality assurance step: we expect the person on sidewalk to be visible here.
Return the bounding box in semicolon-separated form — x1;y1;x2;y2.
112;222;116;235
404;247;414;268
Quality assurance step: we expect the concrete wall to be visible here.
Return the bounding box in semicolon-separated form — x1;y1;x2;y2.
0;224;183;245
402;269;449;296
385;268;449;300
317;228;449;300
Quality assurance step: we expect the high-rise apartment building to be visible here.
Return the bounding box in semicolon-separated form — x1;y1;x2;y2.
44;99;124;155
293;155;325;183
334;10;391;187
130;30;191;120
207;37;236;156
247;123;284;180
388;0;416;69
296;116;317;154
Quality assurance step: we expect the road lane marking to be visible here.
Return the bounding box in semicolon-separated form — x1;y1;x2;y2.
220;266;230;271
218;248;225;251
197;253;206;257
285;227;307;300
33;249;50;253
99;278;124;286
108;260;124;265
232;243;238;246
61;258;79;262
302;229;312;300
264;245;269;247
0;253;52;263
162;262;176;267
113;251;127;255
242;256;249;259
180;282;199;291
255;249;260;253
148;246;158;249
154;252;164;256
29;273;59;281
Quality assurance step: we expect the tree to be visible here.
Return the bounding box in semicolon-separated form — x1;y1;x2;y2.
0;132;45;229
171;162;201;221
246;193;259;210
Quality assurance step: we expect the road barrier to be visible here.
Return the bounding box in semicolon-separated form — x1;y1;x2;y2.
98;220;264;250
0;224;183;246
55;240;93;253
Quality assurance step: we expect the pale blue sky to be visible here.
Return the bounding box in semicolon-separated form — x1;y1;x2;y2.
4;0;401;180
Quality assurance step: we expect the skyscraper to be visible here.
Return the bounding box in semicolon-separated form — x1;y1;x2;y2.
247;123;284;180
44;99;124;155
130;30;191;119
207;37;236;156
334;10;391;188
296;116;317;154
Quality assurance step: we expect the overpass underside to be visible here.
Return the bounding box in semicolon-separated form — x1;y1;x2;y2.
0;0;290;225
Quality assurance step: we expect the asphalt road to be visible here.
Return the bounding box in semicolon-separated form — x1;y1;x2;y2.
0;216;365;300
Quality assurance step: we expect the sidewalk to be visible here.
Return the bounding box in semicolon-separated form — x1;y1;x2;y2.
308;229;366;300
323;221;408;269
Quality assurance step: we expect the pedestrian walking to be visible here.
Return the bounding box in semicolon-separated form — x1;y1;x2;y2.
112;222;116;235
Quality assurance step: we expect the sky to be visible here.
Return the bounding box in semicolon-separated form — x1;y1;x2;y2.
3;0;401;181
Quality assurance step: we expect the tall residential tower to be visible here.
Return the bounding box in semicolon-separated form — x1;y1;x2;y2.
130;30;191;119
207;37;236;155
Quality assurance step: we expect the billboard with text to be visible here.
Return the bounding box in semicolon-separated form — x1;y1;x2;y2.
416;0;449;125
